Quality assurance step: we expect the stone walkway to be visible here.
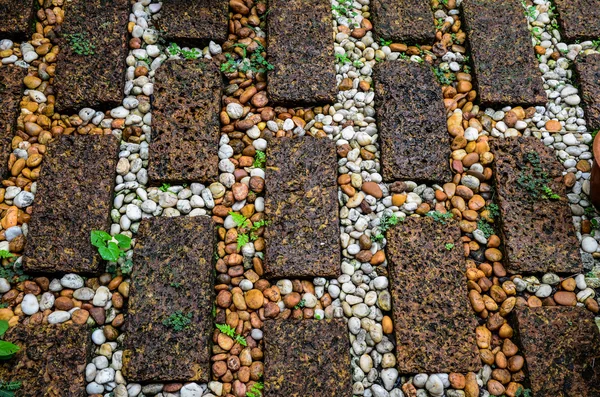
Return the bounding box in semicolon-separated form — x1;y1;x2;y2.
0;0;599;396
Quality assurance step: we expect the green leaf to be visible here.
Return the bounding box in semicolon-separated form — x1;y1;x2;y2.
0;251;13;259
0;321;8;338
98;242;120;261
90;230;111;248
237;234;250;250
229;212;248;228
0;340;20;359
113;234;131;250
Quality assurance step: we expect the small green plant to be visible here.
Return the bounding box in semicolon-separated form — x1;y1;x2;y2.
0;256;28;283
445;243;454;251
253;151;266;168
372;213;402;241
463;65;471;74
0;380;22;397
0;251;13;259
167;43;200;59
542;185;561;200
426;211;454;224
64;33;95;55
221;53;238;73
379;38;392;47
515;387;533;397
485;203;500;219
353;60;364;68
335;53;351;64
216;323;247;346
162;311;193;331
591;129;599;140
592;39;600;49
90;231;133;274
170;282;182;288
332;0;357;18
517;151;560;201
294;299;306;310
477;219;495;239
159;183;171;192
521;0;537;19
246;382;264;397
0;321;19;360
315;313;322;320
433;66;456;85
399;53;409;61
229;212;270;249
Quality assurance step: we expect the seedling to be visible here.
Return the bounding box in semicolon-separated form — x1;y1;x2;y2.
216;323;247;346
64;33;95;55
335;53;351;64
516;151;560;201
372;213;402;242
0;321;19;360
229;212;270;249
159;183;171;192
477;220;495;239
0;251;13;259
426;211;454;224
253;151;266;168
378;38;392;47
433;66;456;86
0;380;21;397
162;311;192;331
246;382;264;397
294;299;306;310
167;43;200;60
90;231;133;274
445;243;454;250
332;0;356;18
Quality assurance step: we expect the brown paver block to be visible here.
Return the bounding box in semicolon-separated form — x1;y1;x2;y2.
374;61;451;183
386;217;480;373
491;137;581;274
0;65;24;178
574;53;600;130
555;0;600;42
123;216;215;382
0;325;92;396
463;0;547;106
0;0;34;39
513;306;600;396
23;135;119;274
264;136;340;279
263;319;351;397
155;0;228;45
267;0;336;105
148;59;221;184
371;0;435;44
54;0;128;112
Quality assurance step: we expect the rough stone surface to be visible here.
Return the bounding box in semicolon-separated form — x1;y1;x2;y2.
574;53;600;130
267;0;336;105
263;319;351;397
491;137;582;274
462;0;547;106
374;61;451;183
155;0;228;44
148;59;221;184
54;0;129;112
23;135;119;274
371;0;435;43
554;0;600;41
264;136;340;279
0;66;24;178
0;325;91;396
123;216;215;382
0;0;34;39
513;306;600;396
386;217;480;373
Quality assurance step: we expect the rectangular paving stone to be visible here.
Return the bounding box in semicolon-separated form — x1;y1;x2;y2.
263;319;351;397
374;61;451;183
155;0;228;45
0;65;25;178
462;0;547;107
264;136;340;279
54;0;129;112
148;59;221;184
0;0;34;39
23;135;119;274
555;0;600;42
0;324;92;396
386;217;480;373
575;53;600;131
123;216;215;382
513;306;600;396
371;0;435;44
267;0;336;105
490;136;581;274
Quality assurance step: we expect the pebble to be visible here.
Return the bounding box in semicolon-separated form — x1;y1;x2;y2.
21;293;39;315
61;274;84;289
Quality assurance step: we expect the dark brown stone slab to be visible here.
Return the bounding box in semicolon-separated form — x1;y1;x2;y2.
148;59;221;184
555;0;600;42
0;65;24;178
371;0;435;44
267;0;336;105
155;0;228;45
264;136;340;279
575;53;600;131
490;137;581;274
463;0;547;107
123;216;215;382
513;306;600;397
0;325;91;397
263;319;351;397
0;0;34;39
23;135;119;274
386;217;480;373
374;61;451;183
54;0;128;112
